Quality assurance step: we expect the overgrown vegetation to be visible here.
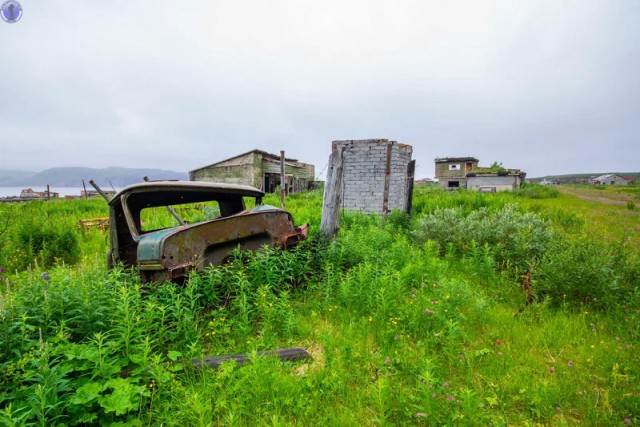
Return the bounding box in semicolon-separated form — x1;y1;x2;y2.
0;185;638;425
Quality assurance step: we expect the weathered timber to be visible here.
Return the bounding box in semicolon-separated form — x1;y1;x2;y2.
193;347;311;369
406;159;416;214
320;145;345;237
280;150;286;209
382;142;392;213
89;180;111;202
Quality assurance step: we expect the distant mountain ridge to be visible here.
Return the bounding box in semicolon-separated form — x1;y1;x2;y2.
529;172;640;184
531;172;640;180
0;167;188;187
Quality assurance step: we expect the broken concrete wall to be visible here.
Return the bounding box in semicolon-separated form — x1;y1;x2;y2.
467;174;523;192
332;139;413;213
190;152;260;188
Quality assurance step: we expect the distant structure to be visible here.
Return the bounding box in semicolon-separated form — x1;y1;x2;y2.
538;179;560;186
189;149;315;193
415;177;436;185
434;157;526;191
81;189;116;198
19;188;59;199
467;170;526;192
589;174;629;186
434;157;479;189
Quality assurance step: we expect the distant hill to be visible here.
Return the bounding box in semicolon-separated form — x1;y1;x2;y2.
0;170;36;186
530;172;640;183
0;167;188;187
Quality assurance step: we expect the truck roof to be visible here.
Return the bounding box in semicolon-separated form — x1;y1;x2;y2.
109;181;264;206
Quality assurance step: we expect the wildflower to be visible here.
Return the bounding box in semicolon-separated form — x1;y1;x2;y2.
411;289;417;294
624;418;631;423
459;354;465;359
385;357;391;363
431;300;438;305
411;294;416;299
556;406;561;412
447;395;455;401
416;412;428;418
424;309;435;315
394;334;400;340
497;351;503;356
548;368;555;374
431;393;437;398
496;340;502;346
568;361;573;367
592;328;596;332
443;381;449;387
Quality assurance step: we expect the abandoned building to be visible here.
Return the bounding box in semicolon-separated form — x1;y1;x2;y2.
434;157;479;189
327;139;414;214
19;188;60;199
589;174;629;186
189;149;315;193
467;170;527;192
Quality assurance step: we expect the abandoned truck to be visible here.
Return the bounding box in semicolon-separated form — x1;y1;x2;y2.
107;181;308;283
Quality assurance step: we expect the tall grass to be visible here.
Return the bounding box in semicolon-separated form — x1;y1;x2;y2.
0;186;638;425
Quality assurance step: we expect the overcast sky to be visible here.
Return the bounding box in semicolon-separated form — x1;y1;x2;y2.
1;0;638;178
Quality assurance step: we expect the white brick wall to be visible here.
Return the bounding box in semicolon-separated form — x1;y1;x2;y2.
332;139;413;213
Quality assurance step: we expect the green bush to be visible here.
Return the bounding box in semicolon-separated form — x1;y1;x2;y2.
537;238;639;310
412;204;553;271
15;220;80;269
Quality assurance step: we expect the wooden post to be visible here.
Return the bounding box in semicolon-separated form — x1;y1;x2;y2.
406;160;416;215
382;143;392;214
280;150;286;210
320;145;344;237
46;185;50;201
82;180;88;199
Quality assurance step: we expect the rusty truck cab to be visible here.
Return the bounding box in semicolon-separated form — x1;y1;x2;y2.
108;181;307;282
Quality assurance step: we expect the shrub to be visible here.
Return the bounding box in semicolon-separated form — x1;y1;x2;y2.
537;238;639;310
412;205;553;271
14;220;80;269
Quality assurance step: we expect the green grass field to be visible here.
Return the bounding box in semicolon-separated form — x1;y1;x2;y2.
0;184;638;426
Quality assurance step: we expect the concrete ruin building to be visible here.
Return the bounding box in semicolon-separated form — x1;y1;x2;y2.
434;157;526;191
434;157;479;189
589;174;629;186
189;149;315;193
466;170;527;192
329;139;414;213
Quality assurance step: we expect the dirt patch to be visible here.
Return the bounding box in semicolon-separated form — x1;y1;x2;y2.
558;186;638;206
